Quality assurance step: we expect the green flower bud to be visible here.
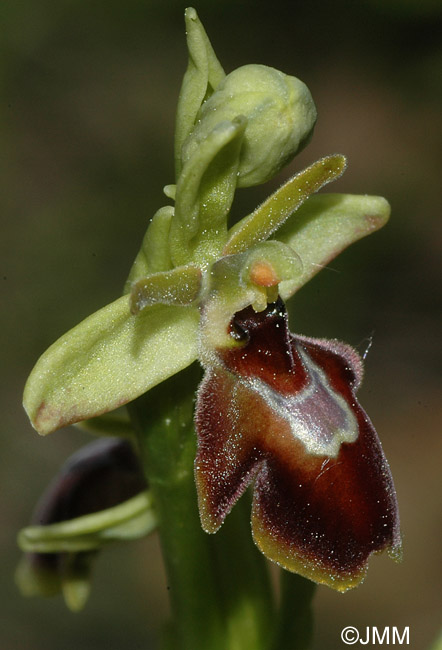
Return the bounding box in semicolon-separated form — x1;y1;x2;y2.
182;64;317;188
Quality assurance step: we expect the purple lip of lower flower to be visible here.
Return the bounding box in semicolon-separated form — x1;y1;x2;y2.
33;438;147;526
195;298;401;592
27;438;147;578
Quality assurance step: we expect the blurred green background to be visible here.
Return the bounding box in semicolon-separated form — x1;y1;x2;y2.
1;0;441;648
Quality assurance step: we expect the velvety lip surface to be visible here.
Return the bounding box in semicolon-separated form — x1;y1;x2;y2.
195;300;401;591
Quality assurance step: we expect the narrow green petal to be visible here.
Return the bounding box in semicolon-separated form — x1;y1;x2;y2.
223;154;346;255
23;296;199;435
174;7;225;178
277;193;391;298
130;264;202;313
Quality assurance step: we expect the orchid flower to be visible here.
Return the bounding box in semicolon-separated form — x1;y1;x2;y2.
196;298;400;591
16;438;154;611
20;7;400;647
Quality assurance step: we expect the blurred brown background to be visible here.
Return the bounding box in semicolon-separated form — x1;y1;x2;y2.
1;0;441;648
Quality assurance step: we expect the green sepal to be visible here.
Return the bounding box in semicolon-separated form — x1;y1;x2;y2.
223;154;346;255
124;206;174;293
17;491;156;553
23;296;199;435
130;264;202;313
170;117;246;267
276;193;391;298
174;7;225;178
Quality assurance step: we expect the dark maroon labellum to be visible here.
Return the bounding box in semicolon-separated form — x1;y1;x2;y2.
195;299;401;591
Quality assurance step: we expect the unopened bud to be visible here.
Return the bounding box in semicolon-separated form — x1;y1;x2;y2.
182;64;317;187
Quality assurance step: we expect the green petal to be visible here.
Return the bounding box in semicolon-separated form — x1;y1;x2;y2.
130;264;202;313
174;7;225;178
277;193;391;298
223;154;346;255
23;296;199;435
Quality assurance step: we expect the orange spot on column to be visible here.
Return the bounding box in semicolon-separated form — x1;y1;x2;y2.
249;261;280;287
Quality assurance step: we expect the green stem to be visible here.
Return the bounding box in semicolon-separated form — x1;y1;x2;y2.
272;572;316;650
129;363;274;650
